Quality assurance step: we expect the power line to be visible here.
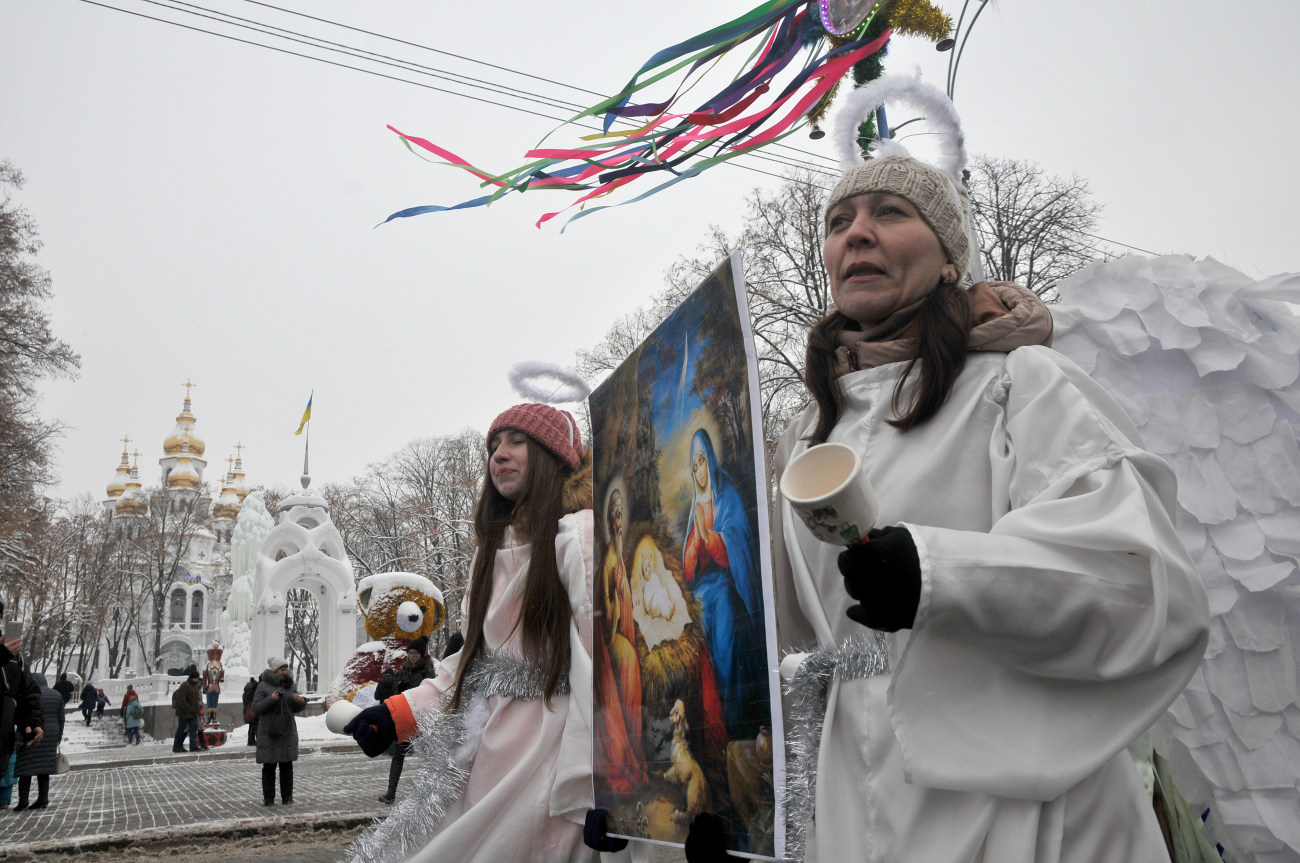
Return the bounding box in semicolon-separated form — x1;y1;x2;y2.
231;0;844;168
160;0;591;114
69;0;1158;253
74;0;836;182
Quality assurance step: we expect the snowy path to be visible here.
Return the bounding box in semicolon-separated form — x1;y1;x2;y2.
3;748;387;857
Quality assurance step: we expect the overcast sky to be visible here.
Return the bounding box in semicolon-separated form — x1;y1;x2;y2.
3;0;1297;502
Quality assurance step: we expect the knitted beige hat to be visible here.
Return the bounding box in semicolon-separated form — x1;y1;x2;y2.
823;154;972;280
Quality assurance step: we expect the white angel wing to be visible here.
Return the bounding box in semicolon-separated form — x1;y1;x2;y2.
1051;254;1300;863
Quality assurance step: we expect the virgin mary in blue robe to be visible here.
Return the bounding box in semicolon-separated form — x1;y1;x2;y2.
682;428;769;739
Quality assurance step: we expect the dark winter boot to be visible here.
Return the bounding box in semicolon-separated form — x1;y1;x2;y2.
262;763;276;805
15;776;30;811
280;761;294;804
383;749;404;803
30;776;50;809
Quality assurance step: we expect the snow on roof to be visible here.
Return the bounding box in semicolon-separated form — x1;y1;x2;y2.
281;491;328;509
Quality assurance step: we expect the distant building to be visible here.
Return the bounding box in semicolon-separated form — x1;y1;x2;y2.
100;382;252;676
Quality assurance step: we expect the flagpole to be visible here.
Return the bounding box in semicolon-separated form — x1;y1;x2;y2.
301;420;311;490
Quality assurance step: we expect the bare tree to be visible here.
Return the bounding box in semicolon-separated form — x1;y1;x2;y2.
579;155;1112;470
579;168;833;453
325;431;484;652
0;160;79;611
966;154;1109;302
284;586;319;691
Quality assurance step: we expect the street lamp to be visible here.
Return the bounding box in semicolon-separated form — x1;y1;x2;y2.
937;0;991;103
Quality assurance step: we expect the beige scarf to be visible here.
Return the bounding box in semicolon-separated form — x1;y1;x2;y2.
832;282;1054;377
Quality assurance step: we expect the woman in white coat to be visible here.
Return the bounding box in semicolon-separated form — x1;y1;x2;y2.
345;402;652;863
764;154;1210;863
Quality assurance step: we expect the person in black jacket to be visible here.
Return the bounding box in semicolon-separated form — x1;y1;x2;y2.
15;674;64;810
78;680;96;726
1;599;44;770
53;673;74;705
372;636;439;804
242;676;259;746
252;658;306;806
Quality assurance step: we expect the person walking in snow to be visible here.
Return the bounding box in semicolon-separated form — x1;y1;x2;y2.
78;680;96;727
15;673;64;810
53;673;74;705
171;667;205;752
251;657;305;806
124;691;144;745
242;676;259;746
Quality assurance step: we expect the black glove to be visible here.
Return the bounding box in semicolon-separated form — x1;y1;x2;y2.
344;703;397;758
685;812;740;863
583;808;629;852
837;526;922;632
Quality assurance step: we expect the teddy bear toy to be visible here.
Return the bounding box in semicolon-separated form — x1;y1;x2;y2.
325;572;445;707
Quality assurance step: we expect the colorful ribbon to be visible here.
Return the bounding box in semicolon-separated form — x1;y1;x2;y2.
382;1;892;229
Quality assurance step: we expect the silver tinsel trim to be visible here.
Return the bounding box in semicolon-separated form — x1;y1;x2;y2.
781;632;890;863
345;653;569;863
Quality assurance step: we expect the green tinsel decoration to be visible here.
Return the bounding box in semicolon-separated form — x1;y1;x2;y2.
851;5;893;158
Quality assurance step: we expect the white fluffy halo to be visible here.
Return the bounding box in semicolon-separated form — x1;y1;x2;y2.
831;71;967;180
507;361;592;404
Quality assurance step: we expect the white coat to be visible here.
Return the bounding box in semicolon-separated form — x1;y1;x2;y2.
773;346;1209;863
393;511;655;863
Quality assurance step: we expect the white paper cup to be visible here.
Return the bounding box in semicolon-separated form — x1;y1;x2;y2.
780;442;878;545
780;652;810;682
325;699;362;735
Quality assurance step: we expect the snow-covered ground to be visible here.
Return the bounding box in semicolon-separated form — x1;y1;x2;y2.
58;707;343;754
222;712;338;745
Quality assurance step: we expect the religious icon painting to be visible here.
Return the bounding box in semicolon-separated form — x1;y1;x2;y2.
590;252;783;859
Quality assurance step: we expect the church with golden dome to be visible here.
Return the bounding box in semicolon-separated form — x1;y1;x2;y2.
101;381;254;674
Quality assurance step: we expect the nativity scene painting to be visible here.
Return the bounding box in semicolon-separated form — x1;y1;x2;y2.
590;253;781;859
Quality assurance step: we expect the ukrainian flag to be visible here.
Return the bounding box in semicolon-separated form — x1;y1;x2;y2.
295;392;313;435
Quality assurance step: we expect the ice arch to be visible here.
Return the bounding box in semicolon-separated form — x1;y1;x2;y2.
250;487;356;692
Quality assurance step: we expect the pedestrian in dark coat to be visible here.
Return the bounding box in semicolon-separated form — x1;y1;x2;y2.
0;605;44;771
78;681;96;726
53;673;74;704
372;636;439;804
171;668;205;752
15;674;64;810
242;676;259;746
251;657;305;805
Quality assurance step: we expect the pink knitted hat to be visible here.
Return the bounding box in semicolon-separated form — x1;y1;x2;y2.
487;403;583;472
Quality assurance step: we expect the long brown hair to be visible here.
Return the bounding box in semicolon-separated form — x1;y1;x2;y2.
804;281;973;443
449;437;572;709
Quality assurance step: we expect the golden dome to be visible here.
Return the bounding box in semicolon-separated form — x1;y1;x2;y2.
163;383;206;457
168;446;202;489
212;463;242;521
115;456;148;517
106;437;133;499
